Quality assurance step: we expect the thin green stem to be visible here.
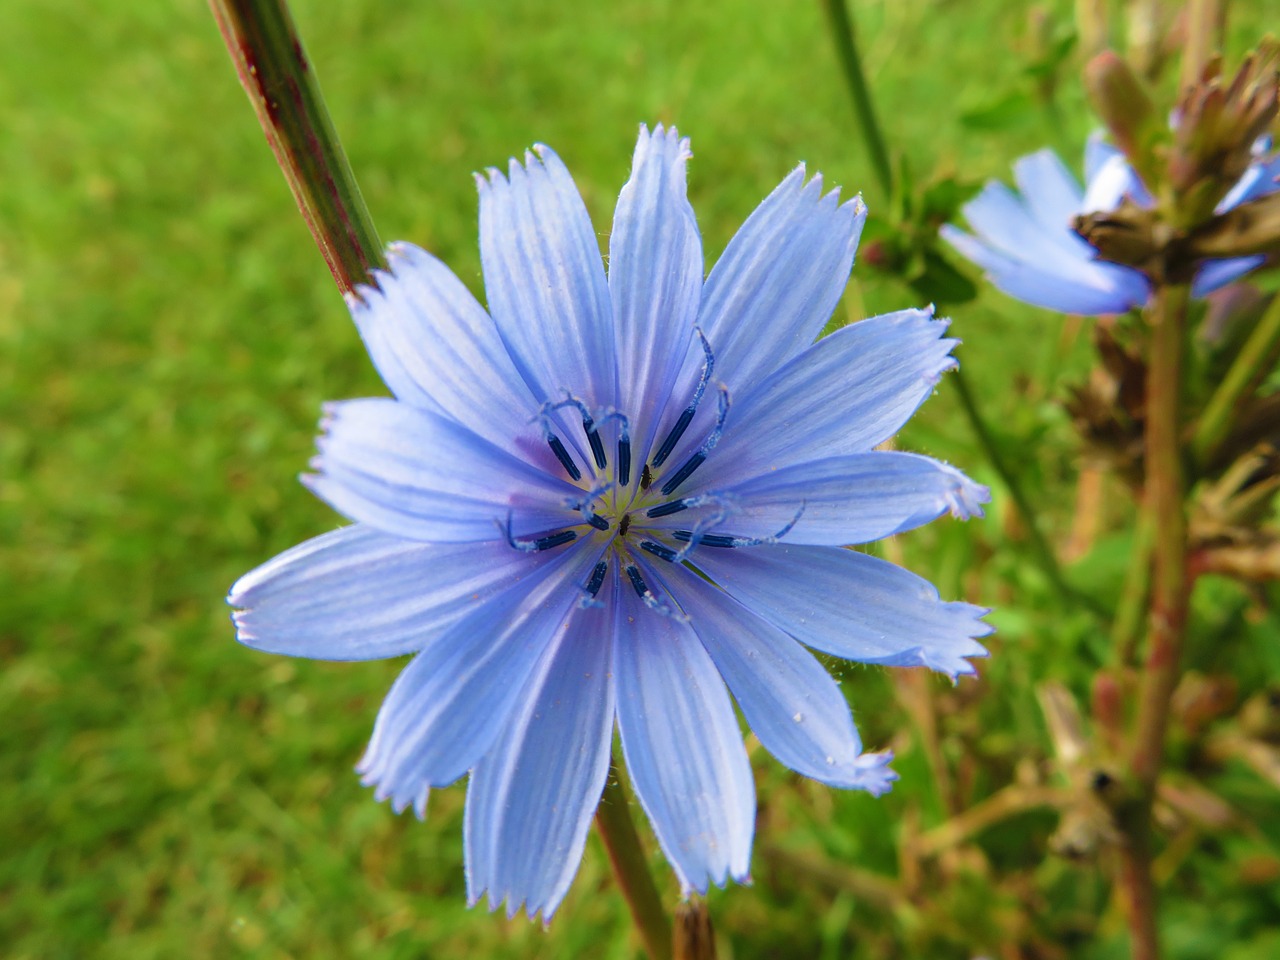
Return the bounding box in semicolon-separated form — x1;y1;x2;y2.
950;367;1103;620
1191;293;1280;468
210;0;384;296
1120;282;1194;960
595;756;673;960
820;0;894;201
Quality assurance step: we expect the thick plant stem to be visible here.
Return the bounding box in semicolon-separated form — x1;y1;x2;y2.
1120;283;1193;960
1191;293;1280;467
821;0;894;201
210;0;384;296
596;758;673;960
951;367;1101;619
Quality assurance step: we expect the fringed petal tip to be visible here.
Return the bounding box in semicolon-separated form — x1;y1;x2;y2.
678;860;753;898
637;122;693;164
844;750;898;797
356;759;430;820
946;472;992;521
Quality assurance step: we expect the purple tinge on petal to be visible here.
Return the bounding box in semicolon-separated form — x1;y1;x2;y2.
667;563;896;792
477;144;618;418
614;560;754;894
356;547;596;811
692;543;991;681
464;570;616;922
229;524;565;661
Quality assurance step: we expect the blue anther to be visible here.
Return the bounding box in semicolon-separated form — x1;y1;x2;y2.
503;514;579;553
583;417;607;470
651;329;714;468
640;541;677;562
625;565;649;598
586;514;609;531
646;499;688;519
673;531;736;548
660;452;705;496
651;408;694;468
586;561;608;597
618;437;632;486
547;435;581;481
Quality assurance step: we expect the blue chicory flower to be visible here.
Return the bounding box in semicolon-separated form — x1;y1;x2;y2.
229;125;991;920
940;136;1280;315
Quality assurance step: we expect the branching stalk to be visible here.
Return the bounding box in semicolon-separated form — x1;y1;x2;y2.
1191;292;1280;467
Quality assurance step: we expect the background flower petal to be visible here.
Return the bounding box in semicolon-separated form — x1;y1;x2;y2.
228;525;565;661
653;452;988;546
478;145;617;416
348;243;540;450
670;566;895;793
614;565;754;894
685;309;956;488
357;549;595;810
306;398;581;542
691;543;991;680
609;124;703;458
464;581;616;921
1012;149;1083;230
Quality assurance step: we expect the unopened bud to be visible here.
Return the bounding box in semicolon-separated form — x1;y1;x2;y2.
1084;51;1163;188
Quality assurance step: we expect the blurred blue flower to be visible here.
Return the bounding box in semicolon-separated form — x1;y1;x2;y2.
941;136;1280;314
229;125;991;920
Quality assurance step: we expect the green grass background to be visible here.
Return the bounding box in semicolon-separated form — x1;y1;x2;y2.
3;1;1280;957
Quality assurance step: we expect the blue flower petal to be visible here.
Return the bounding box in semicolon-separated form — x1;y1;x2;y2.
614;563;754;894
654;452;988;546
358;548;596;809
609;124;703;457
478;145;617;414
691;544;991;681
1081;152;1151;211
939;224;1147;315
464;579;616;921
961;181;1102;272
690;166;865;392
229;524;564;661
1083;133;1120;184
687;309;957;489
1012;149;1083;230
670;566;896;794
306;398;581;542
347;243;540;450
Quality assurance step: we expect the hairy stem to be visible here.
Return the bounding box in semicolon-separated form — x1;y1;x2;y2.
210;0;384;296
820;0;894;201
1121;282;1193;960
596;758;673;960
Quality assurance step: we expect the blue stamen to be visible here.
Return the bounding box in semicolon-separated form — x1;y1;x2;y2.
646;499;688;519
547;435;581;481
586;561;608;597
586;514;609;531
640;540;677;562
672;504;805;551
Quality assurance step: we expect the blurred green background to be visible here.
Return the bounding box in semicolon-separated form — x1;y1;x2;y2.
4;0;1280;957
